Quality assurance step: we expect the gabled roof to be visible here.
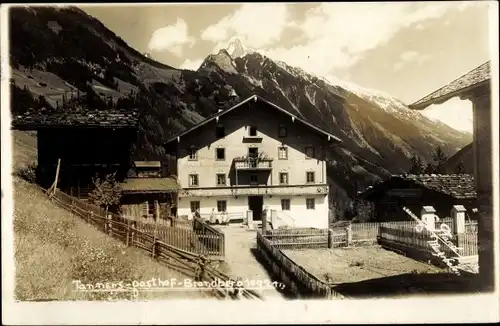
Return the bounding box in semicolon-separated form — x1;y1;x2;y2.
359;174;476;200
409;61;490;110
11;109;140;130
163;94;342;145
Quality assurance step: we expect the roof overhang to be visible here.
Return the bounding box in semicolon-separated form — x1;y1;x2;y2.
408;61;491;110
162;94;343;148
120;177;179;193
409;80;490;110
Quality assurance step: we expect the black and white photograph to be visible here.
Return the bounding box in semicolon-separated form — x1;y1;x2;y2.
1;1;499;324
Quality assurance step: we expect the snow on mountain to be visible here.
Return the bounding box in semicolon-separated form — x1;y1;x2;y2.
229;40;423;119
226;40;420;118
226;38;255;59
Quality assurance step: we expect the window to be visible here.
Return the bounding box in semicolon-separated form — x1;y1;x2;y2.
306;198;315;210
281;199;291;211
190;201;200;213
217;200;227;212
305;146;315;159
278;146;288;160
216;148;226;160
279;124;287;137
188;174;199;187
148;201;155;216
250;174;258;184
249;126;258;136
216;125;225;138
279;172;289;185
306;171;315;183
188;148;198;160
216;173;226;186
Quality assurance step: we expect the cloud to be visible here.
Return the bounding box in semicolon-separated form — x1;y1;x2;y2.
148;18;195;55
393;51;432;71
200;3;296;49
422;97;473;133
259;2;476;77
179;58;203;71
400;51;419;62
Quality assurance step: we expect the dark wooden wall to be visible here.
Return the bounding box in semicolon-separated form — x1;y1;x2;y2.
36;127;137;194
373;192;477;222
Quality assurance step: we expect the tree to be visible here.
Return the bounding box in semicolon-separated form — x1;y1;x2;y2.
409;154;424;174
88;172;122;215
432;146;448;174
456;161;466;174
424;163;435;174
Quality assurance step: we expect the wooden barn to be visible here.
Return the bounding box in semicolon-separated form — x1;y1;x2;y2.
357;174;477;222
120;161;178;222
11;109;139;198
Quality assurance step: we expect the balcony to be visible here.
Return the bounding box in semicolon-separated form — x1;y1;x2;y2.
179;184;329;198
234;156;273;170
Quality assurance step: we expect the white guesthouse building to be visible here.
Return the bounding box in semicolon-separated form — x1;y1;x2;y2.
163;94;342;229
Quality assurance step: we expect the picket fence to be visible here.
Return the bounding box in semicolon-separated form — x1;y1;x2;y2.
48;188;262;300
256;232;346;299
264;220;478;257
52;189;225;259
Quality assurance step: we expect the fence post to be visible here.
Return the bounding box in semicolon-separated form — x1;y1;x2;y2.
131;221;136;246
261;210;268;235
107;214;112;236
126;220;131;247
421;206;436;231
346;225;352;247
152;204;159;259
452;205;466;254
247;210;253;229
88;211;93;224
328;228;333;248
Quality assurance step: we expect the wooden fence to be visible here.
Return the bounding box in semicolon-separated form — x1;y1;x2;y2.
52;189;225;259
378;222;479;258
256;232;346;299
50;191;225;260
266;223;380;249
263;220;478;258
266;228;329;249
48;188;259;300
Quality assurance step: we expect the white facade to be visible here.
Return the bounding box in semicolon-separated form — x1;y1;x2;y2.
170;95;339;229
177;193;329;229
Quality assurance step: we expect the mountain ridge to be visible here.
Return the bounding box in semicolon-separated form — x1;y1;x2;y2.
8;6;472;219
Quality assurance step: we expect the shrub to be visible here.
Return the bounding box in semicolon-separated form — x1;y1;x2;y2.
15;162;37;184
88;172;122;215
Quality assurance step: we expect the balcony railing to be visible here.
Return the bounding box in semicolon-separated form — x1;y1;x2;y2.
179;184;329;197
234;156;273;170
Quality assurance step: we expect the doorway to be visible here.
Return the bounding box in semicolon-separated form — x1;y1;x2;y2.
248;147;259;168
248;196;264;220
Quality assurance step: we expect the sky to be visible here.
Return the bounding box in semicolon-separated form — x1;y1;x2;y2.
81;2;495;134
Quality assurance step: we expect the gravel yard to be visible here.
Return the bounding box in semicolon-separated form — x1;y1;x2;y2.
283;246;443;284
282;246;480;298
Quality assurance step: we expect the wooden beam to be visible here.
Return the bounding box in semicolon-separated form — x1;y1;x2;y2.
52;158;61;196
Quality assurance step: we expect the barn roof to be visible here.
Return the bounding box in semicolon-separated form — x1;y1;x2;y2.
409;61;490;110
121;177;178;194
359;174;476;200
163;94;342;145
134;161;161;168
11;109;140;130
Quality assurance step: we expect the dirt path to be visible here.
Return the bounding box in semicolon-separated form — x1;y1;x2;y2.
215;225;285;300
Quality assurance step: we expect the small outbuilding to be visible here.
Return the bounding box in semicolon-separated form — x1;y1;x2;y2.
357;174;477;222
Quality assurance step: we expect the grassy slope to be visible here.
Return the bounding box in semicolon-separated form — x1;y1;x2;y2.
12;131;209;301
